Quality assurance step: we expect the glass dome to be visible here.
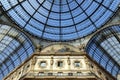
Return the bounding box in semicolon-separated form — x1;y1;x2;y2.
0;0;120;41
86;25;120;77
0;24;34;80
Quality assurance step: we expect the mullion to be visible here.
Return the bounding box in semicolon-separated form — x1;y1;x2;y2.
105;37;120;61
93;0;114;12
75;0;98;29
59;0;62;41
100;34;119;65
2;0;26;12
41;0;55;39
23;0;45;28
66;0;80;39
0;28;15;63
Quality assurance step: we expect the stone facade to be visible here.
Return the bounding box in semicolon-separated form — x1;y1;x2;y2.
4;44;115;80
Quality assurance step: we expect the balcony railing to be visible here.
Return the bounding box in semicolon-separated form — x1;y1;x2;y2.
26;72;96;77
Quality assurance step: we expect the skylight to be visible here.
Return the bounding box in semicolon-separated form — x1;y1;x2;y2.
0;24;34;80
1;0;120;41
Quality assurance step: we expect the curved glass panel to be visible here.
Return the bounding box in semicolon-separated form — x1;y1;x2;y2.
0;0;120;41
86;25;120;77
0;24;34;80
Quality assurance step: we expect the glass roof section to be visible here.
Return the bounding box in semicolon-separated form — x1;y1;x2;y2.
86;25;120;77
0;0;120;41
0;24;34;80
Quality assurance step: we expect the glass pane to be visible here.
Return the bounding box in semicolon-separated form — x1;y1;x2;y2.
0;25;35;80
74;61;81;67
86;25;120;77
40;61;47;67
58;61;63;67
1;0;120;41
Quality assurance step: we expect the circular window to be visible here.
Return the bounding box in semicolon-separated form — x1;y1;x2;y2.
1;0;120;41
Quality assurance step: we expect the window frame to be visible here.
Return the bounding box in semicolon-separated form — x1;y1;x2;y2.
74;61;82;68
39;61;47;68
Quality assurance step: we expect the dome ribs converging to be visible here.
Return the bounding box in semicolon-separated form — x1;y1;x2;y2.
0;0;120;41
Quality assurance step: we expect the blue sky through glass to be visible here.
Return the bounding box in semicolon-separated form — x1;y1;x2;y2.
0;24;34;80
86;25;120;77
0;0;120;41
